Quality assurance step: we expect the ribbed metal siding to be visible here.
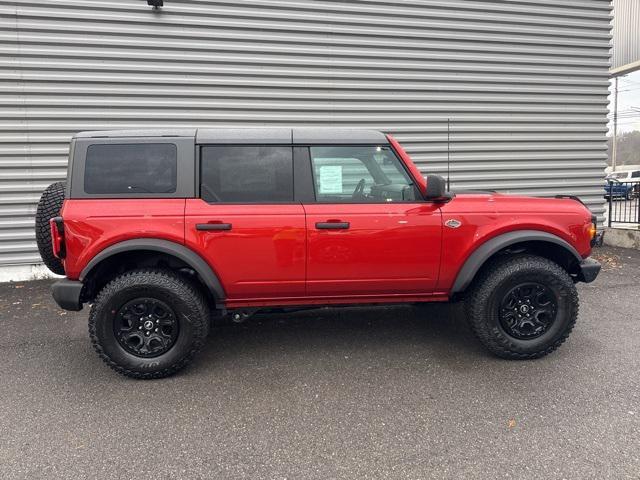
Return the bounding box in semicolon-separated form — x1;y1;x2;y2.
612;0;640;70
0;0;611;266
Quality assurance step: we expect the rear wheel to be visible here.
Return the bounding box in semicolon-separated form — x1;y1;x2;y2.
35;181;66;275
465;255;578;359
89;269;210;379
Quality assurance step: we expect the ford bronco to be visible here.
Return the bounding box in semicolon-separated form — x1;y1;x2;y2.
36;128;601;378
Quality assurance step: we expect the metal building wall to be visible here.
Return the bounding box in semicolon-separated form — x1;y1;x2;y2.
0;0;612;266
611;0;640;72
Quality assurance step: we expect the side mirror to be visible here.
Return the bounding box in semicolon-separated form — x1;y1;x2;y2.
424;174;448;200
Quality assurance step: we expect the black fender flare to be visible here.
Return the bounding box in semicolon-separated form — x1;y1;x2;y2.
79;238;226;301
450;230;582;294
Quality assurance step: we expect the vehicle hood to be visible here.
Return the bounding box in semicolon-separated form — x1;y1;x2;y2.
448;191;591;216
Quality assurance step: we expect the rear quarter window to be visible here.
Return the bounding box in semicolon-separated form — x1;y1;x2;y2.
84;143;177;194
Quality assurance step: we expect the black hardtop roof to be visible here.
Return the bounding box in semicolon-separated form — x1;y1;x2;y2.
73;128;387;145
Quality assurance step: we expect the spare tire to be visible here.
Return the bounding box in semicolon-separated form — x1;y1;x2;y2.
35;181;66;275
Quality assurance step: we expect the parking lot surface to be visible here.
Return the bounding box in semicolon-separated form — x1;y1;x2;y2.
1;246;639;479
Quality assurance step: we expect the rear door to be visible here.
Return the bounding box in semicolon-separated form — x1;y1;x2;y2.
303;144;442;297
184;144;306;301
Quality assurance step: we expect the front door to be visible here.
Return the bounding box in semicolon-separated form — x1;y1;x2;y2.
185;145;305;301
304;144;442;297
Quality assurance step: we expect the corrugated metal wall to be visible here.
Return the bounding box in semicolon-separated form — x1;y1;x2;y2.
0;0;612;266
611;0;639;71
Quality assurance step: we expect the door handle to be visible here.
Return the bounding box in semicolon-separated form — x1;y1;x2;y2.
196;223;232;231
315;221;350;230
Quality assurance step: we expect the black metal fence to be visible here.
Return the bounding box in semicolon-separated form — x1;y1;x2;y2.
606;180;640;226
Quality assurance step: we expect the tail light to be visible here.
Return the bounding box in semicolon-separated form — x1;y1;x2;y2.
49;216;66;259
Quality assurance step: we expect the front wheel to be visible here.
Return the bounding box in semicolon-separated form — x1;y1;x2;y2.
89;269;210;379
465;255;578;359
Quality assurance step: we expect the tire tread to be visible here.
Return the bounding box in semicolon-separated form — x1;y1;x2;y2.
88;269;209;379
465;254;579;360
35;181;66;275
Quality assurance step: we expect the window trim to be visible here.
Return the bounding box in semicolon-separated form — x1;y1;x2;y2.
306;144;424;204
198;144;296;205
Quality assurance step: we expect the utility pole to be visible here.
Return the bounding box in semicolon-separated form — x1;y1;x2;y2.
612;76;618;172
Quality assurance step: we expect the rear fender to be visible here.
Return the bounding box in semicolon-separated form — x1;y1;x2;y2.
80;238;226;301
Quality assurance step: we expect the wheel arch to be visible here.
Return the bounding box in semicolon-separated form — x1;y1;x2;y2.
451;230;583;295
79;239;226;303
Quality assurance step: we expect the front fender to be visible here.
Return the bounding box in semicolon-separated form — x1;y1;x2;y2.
450;230;582;294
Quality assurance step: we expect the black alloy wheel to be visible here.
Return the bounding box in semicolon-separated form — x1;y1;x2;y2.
465;254;578;359
498;282;558;340
89;269;209;379
114;298;179;357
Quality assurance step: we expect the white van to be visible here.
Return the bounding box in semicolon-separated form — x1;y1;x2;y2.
606;170;640;182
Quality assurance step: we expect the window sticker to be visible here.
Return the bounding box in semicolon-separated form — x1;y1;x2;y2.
318;165;343;194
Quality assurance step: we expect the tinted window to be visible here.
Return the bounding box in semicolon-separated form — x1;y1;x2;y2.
84;143;177;194
632;171;640;178
200;146;293;203
310;145;416;203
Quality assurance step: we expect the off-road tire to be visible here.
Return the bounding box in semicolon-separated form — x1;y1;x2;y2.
465;254;578;359
35;181;66;274
89;269;210;379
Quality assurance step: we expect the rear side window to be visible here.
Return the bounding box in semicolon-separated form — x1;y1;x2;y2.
84;143;177;194
200;146;293;203
632;171;640;178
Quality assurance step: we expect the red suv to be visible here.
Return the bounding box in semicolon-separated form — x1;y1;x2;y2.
36;128;601;378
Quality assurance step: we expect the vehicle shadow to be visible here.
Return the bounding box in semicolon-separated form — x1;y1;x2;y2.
195;302;487;372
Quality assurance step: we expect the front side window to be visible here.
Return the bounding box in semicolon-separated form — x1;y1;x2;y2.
84;143;177;194
310;145;417;203
200;146;293;203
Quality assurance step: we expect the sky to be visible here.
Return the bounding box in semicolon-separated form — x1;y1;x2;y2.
608;70;640;135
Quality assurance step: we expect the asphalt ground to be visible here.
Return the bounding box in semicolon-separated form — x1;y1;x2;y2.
0;246;639;479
